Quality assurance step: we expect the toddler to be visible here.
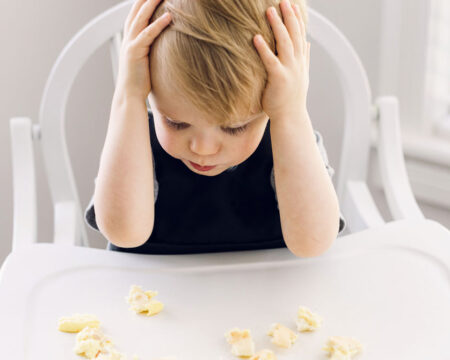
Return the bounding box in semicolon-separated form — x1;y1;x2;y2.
85;0;346;255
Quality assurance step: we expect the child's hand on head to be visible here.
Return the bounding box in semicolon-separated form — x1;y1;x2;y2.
253;0;310;121
116;0;172;100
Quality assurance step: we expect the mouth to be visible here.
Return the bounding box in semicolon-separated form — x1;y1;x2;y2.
189;161;217;171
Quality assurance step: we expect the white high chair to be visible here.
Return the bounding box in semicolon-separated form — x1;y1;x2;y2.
9;0;426;251
4;4;450;357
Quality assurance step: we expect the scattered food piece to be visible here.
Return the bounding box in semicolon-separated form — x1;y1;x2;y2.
126;285;164;316
249;349;277;360
296;306;322;332
323;336;363;360
267;323;298;348
74;326;113;359
224;328;256;357
58;314;100;333
96;345;129;360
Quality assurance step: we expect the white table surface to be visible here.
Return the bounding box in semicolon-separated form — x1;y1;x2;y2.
0;219;449;360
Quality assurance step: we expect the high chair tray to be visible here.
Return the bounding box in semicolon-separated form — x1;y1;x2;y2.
0;219;449;359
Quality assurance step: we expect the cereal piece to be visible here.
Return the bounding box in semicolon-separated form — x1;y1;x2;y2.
57;314;100;333
250;349;277;360
296;306;322;332
96;345;128;360
74;326;113;359
224;328;256;357
267;323;298;348
126;285;164;316
323;336;363;360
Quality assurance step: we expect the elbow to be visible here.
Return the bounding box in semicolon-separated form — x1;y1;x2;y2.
106;231;152;248
285;208;341;258
285;231;337;258
94;194;154;248
96;213;154;249
94;189;154;248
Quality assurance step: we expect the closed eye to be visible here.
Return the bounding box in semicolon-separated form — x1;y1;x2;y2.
164;117;189;130
163;117;249;136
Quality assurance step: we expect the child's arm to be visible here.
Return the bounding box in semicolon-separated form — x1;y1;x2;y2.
253;1;340;257
93;0;172;247
269;130;347;236
94;97;155;248
270;110;341;257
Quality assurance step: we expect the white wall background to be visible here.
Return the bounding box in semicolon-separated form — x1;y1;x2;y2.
1;0;449;267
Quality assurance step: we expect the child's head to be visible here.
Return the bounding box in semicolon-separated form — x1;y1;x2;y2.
147;0;308;176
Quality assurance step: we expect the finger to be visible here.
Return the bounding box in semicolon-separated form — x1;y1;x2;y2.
253;34;281;72
280;0;302;57
294;4;308;50
134;12;172;47
267;5;294;62
292;3;306;55
297;0;309;27
124;0;147;36
307;42;311;69
129;0;165;40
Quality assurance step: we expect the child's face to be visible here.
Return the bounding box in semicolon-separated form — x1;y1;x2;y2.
148;81;269;176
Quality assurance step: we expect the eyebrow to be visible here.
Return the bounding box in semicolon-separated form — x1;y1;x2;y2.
158;108;264;128
235;113;264;126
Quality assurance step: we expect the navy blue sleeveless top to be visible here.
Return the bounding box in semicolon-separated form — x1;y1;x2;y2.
108;111;285;254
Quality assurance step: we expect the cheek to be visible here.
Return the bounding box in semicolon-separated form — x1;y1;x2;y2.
237;137;258;156
231;128;267;162
153;122;182;157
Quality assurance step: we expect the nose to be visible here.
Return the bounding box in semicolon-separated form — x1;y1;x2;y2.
189;133;221;158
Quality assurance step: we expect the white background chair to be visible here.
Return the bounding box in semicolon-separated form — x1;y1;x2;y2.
9;0;427;252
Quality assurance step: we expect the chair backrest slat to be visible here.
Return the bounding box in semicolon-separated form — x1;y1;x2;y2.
39;2;131;246
109;31;122;87
308;11;372;198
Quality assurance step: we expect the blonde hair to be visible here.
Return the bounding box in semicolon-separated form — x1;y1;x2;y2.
149;0;308;126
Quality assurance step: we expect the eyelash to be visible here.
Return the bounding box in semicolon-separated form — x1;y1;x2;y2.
163;117;249;136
